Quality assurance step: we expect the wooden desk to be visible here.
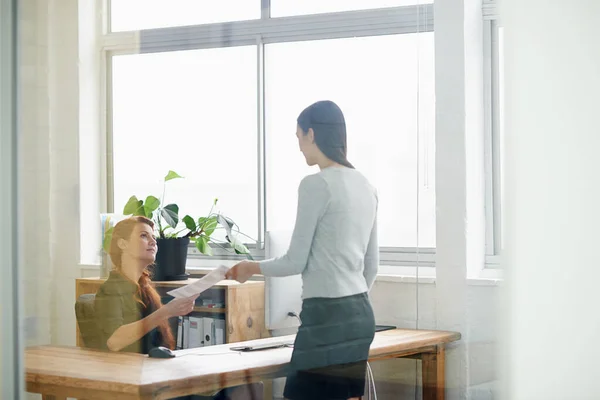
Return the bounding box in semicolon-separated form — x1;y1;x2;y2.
26;328;460;400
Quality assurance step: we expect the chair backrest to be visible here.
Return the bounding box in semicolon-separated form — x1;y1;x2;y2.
74;293;103;349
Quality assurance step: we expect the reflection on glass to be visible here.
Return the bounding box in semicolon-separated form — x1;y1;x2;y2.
111;46;258;243
110;0;260;32
271;0;433;18
265;33;435;248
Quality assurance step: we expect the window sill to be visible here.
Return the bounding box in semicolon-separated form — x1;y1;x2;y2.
79;263;102;270
80;261;503;287
186;263;502;286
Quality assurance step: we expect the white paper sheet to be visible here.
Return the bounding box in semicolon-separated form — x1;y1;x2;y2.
166;265;230;299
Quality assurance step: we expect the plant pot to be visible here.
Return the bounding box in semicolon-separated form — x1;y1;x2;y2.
152;237;190;281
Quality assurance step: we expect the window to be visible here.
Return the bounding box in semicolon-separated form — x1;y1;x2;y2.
484;2;504;264
110;0;261;32
111;46;258;244
265;33;435;248
271;0;433;17
495;24;505;252
104;0;435;264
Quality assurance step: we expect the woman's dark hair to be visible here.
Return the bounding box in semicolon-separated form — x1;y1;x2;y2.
109;216;176;350
297;100;354;169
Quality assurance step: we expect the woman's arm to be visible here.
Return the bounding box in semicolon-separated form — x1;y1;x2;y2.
95;293;197;352
259;174;330;277
105;307;169;352
363;214;379;290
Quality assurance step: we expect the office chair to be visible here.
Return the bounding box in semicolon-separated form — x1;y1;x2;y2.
74;293;103;349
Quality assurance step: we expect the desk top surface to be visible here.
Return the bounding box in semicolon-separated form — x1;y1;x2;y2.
26;328;460;398
76;276;263;287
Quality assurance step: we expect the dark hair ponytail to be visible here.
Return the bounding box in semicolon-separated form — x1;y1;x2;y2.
297;100;354;169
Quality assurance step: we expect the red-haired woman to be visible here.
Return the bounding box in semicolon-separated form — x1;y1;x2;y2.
94;215;197;353
95;216;261;400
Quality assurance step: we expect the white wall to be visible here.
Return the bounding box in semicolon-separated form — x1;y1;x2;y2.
19;0;81;349
19;0;53;348
502;0;600;399
369;281;499;400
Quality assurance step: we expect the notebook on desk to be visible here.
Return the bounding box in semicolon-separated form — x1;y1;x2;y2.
230;326;396;352
230;340;294;352
375;325;396;332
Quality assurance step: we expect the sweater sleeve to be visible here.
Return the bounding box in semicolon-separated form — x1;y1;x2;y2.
260;175;330;277
363;198;379;290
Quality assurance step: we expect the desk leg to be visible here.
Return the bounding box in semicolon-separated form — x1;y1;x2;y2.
263;379;273;400
422;346;445;400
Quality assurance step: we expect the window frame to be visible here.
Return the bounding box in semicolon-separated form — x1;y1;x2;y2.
102;0;435;266
1;0;24;396
483;0;502;267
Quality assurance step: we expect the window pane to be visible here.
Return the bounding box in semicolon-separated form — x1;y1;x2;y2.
112;46;258;243
110;0;260;32
271;0;433;18
265;33;435;248
498;26;505;250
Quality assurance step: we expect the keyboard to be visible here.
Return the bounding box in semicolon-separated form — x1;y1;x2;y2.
230;341;294;352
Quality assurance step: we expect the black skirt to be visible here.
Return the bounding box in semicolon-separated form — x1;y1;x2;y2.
284;292;375;400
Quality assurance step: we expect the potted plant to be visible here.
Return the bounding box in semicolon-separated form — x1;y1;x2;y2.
103;170;253;281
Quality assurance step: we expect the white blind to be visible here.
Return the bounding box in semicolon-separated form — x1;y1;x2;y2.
483;0;498;20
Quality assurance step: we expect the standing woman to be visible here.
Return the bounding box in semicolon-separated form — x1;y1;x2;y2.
226;100;378;400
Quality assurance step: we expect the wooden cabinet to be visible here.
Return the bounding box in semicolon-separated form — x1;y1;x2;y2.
75;277;270;347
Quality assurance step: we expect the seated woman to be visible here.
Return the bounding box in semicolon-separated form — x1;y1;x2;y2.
95;216;261;400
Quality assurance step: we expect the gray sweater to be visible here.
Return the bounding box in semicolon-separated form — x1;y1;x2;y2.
260;166;378;299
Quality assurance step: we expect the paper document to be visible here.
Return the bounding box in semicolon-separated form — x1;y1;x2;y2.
167;265;230;299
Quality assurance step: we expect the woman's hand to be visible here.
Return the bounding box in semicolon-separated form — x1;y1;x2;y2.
161;294;199;319
225;261;261;283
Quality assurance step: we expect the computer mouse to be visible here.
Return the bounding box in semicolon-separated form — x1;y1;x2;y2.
148;346;176;359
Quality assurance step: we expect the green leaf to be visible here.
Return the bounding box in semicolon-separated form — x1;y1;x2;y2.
217;214;234;238
233;241;250;255
123;196;142;215
182;215;196;232
229;233;250;255
143;206;153;219
164;170;183;182
202;216;218;237
195;235;213;256
161;204;179;228
144;195;160;212
102;226;114;253
234;248;254;260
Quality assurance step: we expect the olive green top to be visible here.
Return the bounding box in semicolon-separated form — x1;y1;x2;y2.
94;271;163;354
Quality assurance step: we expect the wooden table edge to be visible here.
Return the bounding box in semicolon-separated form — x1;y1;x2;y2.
26;329;462;399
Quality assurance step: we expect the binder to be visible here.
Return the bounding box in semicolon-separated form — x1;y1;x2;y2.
203;317;214;347
188;316;204;348
176;316;183;350
214;319;226;345
183;316;190;349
